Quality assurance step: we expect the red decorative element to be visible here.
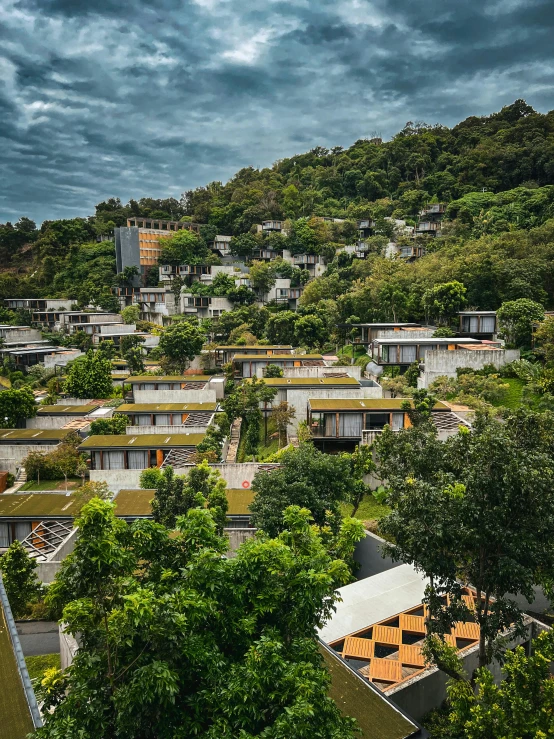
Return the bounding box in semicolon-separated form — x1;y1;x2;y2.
242;481;250;489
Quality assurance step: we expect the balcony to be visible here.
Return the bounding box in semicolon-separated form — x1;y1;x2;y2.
262;220;283;231
416;221;441;233
420;204;445;217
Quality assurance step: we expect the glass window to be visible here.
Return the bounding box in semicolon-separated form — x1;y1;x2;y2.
381;345;389;362
481;316;495;332
339;413;363;437
365;413;390;430
128;451;148;469
400;345;416;363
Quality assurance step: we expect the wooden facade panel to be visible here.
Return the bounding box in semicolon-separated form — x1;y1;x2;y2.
399;614;425;634
399;644;425;667
453;621;480;640
373;625;401;645
342;637;374;660
370;658;402;682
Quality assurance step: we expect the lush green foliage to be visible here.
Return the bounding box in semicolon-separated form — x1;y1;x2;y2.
64;350;113;399
0;540;42;618
158;320;205;373
40;499;360;738
0;387;37;428
376;408;554;668
89;415;129;435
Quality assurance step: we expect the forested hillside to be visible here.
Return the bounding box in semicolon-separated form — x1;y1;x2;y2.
3;99;554;319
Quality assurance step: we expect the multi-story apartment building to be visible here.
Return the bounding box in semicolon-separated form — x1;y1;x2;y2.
114;218;200;276
415;203;445;238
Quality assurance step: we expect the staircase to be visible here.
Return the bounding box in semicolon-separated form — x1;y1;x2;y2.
14;467;26;484
226;418;242;463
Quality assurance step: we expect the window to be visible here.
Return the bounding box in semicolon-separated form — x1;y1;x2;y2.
391;412;404;431
105;451;125;470
365;413;390;430
481;316;495;332
400;345;416;363
381;345;389;362
339;413;363;437
128;451;148;469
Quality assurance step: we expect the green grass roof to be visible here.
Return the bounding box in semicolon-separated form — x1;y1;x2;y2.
308;398;449;411
0;493;82;518
126;375;210;383
37;404;99;415
114;489;155;516
114;488;255;517
233;354;323;361
79;433;205;449
321;646;418;739
117;403;217;413
0;429;72;443
215;345;292;350
0;602;35;738
253;377;360;387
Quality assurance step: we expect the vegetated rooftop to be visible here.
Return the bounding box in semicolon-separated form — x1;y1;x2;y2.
255;377;360;387
214;345;292;350
233;354;324;360
79;434;206;449
308;398;449;411
117;403;217;413
114;488;255;517
320;645;419;739
0;429;73;442
37;404;99;415
0;493;82;518
0;600;35;738
126;375;211;383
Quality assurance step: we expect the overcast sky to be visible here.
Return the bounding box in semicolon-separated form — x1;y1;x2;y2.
2;0;554;224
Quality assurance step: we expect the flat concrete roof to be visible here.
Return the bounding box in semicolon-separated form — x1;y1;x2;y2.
458;311;496;315
336;323;421;328
308;398;449;411
0;429;72;443
79;433;205;449
319;564;428;643
214;345;292;350
117;403;217;413
37;404;99;416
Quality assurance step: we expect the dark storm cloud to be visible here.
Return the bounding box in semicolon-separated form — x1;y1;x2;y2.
2;0;554;222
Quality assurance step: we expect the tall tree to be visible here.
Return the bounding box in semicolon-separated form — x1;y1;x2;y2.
0;541;42;618
497;298;545;348
0;386;36;428
376;409;554;669
41;500;360;738
64;350;113;399
158;320;205;373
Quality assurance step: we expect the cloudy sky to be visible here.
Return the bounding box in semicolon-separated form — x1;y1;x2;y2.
1;0;554;224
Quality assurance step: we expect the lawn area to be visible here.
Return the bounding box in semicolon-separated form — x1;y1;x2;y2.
20;477;82;492
25;652;60;683
341;492;390;524
492;377;525;409
237;417;282;462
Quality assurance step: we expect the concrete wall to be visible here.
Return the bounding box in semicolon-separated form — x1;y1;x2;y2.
132;389;217;404
419;349;520;388
353;531;402;580
2;328;43;343
126;425;210;436
59;626;79;670
91;462;271;493
225;528;256;556
377;329;435;339
208;377;225;400
43;350;83;369
27;416;79;429
100;323;134;335
16;621;59;656
115;227;140;274
36;528;79;584
0;444;61;474
388;618;547;721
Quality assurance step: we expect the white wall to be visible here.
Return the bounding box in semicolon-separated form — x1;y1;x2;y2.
0;444;61;474
27;416;79;429
126;425;210;436
43;350;83;368
418;349;520;388
91;462;271;493
100;323;134;335
132;389;217;404
2;328;43;342
377;329;435;339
